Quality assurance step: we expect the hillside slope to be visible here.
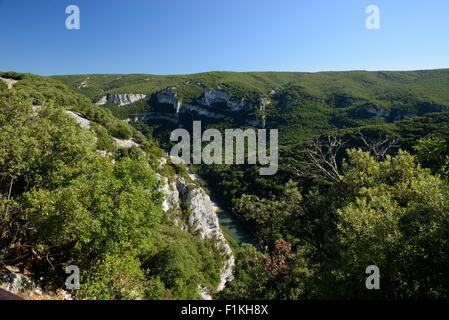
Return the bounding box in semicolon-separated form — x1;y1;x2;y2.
0;72;233;300
56;70;449;299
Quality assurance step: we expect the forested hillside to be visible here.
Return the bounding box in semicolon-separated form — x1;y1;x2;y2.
57;70;449;299
2;69;449;299
0;72;228;300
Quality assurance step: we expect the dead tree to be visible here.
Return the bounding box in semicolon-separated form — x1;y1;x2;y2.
301;134;347;184
358;132;399;161
284;133;399;185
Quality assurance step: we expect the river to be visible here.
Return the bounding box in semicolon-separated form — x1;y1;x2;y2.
190;173;256;247
211;201;256;247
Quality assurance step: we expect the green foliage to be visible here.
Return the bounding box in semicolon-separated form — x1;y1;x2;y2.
5;69;449;300
223;150;449;299
142;225;223;299
334;150;449;298
79;253;146;300
0;75;223;300
91;123;116;152
413;136;448;173
106;120;134;139
219;241;315;300
235;181;302;242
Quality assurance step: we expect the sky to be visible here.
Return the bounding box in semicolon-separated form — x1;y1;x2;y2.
0;0;448;75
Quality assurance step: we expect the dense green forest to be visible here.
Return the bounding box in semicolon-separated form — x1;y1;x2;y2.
2;70;449;299
0;72;225;299
57;70;449;299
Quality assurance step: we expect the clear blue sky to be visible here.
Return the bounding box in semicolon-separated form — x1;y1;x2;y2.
1;0;448;75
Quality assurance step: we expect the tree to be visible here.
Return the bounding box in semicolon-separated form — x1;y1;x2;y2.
413;136;448;174
235;180;302;243
333;149;449;299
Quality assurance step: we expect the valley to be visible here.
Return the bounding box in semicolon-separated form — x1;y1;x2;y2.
2;69;449;299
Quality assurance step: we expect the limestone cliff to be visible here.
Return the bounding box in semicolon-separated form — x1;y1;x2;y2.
159;172;235;296
96;94;147;106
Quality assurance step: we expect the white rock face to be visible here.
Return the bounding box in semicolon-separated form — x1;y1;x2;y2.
156;90;177;106
159;176;181;214
0;77;18;90
113;137;140;149
156;89;226;119
156;88;247;114
179;177;234;292
198;89;247;112
176;101;182;113
65;111;91;129
78;77;90;89
160;174;235;295
96;94;147;106
362;106;390;117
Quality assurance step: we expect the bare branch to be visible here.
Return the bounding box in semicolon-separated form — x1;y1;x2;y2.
303;134;347;184
358;132;399;161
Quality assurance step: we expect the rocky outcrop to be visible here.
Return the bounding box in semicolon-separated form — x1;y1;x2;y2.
198;89;247;112
183;182;234;291
0;77;18;90
78;77;90;89
156;90;177;106
179;104;225;119
113;137;140;149
66;111;91;129
96;94;147;106
357;104;446;122
156;88;247;114
0;266;72;300
361;105;391;117
155;89;227;119
65;110;139;150
159;174;235;296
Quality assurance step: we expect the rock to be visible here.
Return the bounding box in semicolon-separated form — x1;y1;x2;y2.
1;266;34;295
199;286;213;300
113;137;140;149
179;104;225;119
156;90;177;106
159;175;181;214
157;174;186;230
159;174;235;296
198;89;247;112
177;176;235;292
0;266;73;300
0;77;18;90
362;106;390;117
65;111;91;129
96;94;147;106
78;77;90;89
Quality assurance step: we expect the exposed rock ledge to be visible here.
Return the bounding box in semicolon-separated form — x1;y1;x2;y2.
96;94;147;106
65;111;140;149
159;173;235;298
198;89;247;112
1;77;18;90
156;89;248;113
